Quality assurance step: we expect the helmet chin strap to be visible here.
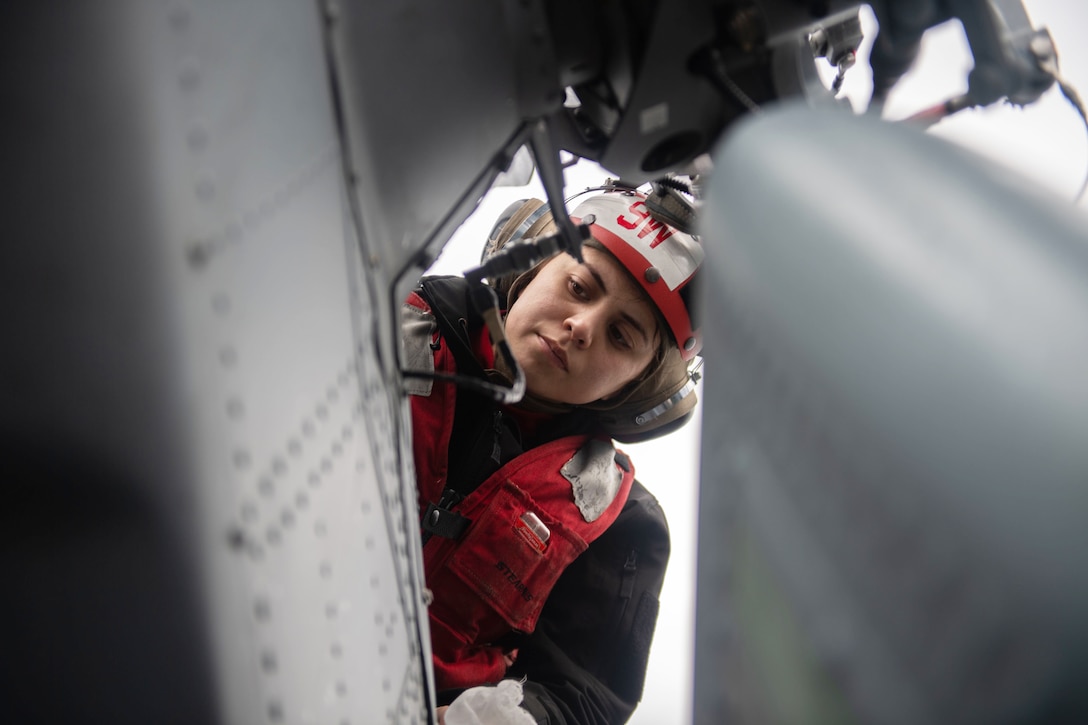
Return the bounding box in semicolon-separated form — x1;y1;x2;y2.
471;284;526;404
487;348;576;415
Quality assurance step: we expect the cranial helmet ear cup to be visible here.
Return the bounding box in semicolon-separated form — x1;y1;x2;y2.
483;198;560;262
483;199;547;263
483;198;558;308
586;344;699;443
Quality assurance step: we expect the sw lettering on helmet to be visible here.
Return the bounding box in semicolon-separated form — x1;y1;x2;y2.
615;200;675;248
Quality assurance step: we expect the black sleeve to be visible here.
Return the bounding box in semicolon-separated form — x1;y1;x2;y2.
507;481;671;725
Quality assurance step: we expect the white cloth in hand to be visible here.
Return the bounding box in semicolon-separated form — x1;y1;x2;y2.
444;679;536;725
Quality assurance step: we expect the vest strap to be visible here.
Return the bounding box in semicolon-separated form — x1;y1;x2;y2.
422;487;472;543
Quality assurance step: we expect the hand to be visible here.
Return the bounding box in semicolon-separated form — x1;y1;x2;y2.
437;651;518;725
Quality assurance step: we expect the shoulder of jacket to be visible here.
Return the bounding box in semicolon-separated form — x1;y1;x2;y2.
560;437;634;523
614;479;670;538
417;275;473;318
405;288;431;313
402;286;444;397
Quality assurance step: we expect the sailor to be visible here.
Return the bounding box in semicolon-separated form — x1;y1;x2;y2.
403;182;703;724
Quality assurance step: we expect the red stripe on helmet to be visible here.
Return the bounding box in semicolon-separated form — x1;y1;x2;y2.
574;216;701;360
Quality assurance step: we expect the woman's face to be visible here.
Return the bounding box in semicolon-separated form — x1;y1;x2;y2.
504;246;660;405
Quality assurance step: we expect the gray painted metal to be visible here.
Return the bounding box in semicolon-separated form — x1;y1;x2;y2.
695;104;1088;724
2;2;429;723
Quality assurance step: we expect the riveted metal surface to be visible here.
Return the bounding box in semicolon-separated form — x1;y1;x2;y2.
2;1;430;723
163;2;430;722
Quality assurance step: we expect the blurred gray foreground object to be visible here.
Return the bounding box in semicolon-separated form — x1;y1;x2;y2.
694;103;1088;724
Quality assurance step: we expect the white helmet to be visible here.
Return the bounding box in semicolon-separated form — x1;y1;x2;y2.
569;188;703;360
483;181;704;442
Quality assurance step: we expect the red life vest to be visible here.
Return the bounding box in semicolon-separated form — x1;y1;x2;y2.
404;289;636;690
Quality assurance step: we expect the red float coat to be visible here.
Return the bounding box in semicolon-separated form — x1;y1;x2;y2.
404;285;636;692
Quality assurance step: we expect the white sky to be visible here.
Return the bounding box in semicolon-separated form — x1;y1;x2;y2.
427;1;1088;721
